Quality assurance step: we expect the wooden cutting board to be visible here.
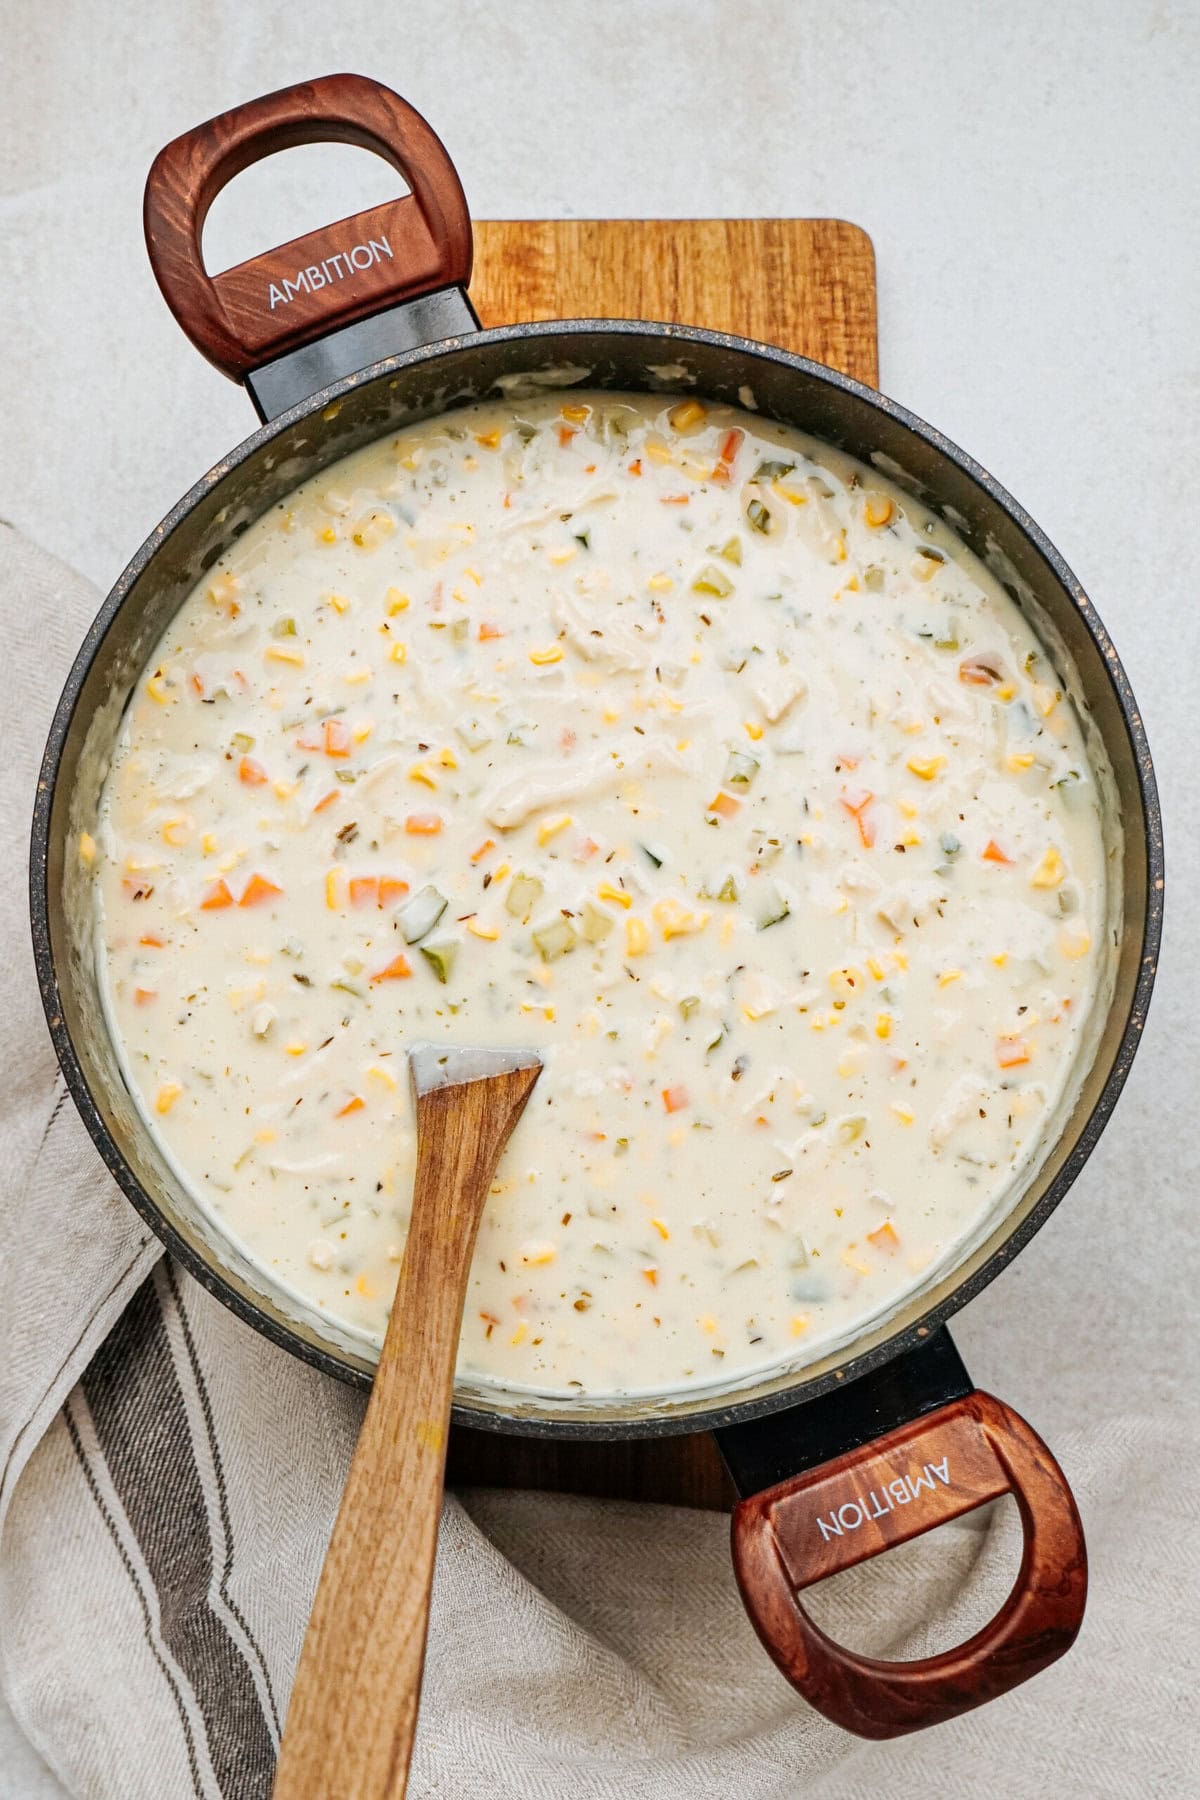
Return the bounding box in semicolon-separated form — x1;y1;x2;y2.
446;218;878;1511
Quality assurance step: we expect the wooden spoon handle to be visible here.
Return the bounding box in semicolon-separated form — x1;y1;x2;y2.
273;1059;539;1800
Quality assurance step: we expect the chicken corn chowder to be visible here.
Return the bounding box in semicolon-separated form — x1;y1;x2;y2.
90;390;1108;1400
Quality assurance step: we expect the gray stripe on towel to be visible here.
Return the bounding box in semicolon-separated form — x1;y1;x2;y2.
81;1274;277;1799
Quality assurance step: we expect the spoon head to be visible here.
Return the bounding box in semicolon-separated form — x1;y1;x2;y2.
407;1040;543;1099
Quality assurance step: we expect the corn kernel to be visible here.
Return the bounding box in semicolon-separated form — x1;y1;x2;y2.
744;720;764;740
625;917;649;956
529;644;564;665
1006;751;1036;771
537;814;572;846
939;969;963;987
325;870;341;910
146;675;169;704
906;755;945;781
79;832;97;866
437;747;458;769
648;573;674;593
667;399;707;433
408;763;437;789
467;919;499;941
891;1103;915;1125
155;1081;183;1115
864;493;895;528
598;882;632;909
1059;924;1092;959
1031;846;1065;889
388;641;407;664
264;644;306;666
326;592;350;613
367;1063;398;1089
875;1012;892;1039
387;588;410;614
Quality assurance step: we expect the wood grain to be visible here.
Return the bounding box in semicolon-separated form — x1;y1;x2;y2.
730;1391;1087;1738
446;215;877;1513
273;1051;541;1800
472;218;877;383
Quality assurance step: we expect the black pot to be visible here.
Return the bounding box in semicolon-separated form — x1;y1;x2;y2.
30;75;1161;1738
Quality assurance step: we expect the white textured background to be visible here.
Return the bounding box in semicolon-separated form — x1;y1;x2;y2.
2;1;1196;1792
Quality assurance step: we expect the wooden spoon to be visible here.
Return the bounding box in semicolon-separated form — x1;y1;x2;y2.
273;1041;542;1800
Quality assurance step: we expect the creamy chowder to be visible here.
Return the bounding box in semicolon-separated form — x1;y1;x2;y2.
90;391;1108;1399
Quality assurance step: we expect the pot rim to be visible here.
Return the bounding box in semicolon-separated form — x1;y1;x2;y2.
30;317;1164;1440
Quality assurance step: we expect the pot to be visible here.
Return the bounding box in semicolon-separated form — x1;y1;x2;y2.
30;74;1162;1739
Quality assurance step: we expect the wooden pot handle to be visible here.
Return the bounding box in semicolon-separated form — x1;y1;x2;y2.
144;73;472;380
731;1390;1086;1739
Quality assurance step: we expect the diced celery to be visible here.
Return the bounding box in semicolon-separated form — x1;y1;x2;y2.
723;749;759;788
532;916;577;962
399;885;448;943
580;902;614;943
420;938;459;983
691;564;735;598
505;873;544;923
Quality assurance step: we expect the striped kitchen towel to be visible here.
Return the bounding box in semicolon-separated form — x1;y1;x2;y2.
1;520;1194;1798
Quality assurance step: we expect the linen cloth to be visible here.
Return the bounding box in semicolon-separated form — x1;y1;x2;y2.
0;522;1193;1799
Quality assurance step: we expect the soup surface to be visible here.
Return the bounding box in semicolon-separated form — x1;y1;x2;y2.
91;391;1106;1399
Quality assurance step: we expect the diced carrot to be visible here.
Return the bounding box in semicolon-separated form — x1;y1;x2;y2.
200;879;234;910
708;791;740;820
323;717;352;757
838;753;860;770
867;1221;900;1251
470;839;496;863
336;1095;365;1118
711;427;744;484
642;1268;658;1286
239;873;284;908
959;657;1001;686
478;621;503;640
239;756;268;785
627;459;643;476
371;953;413;982
982;839;1013;864
574;837;600;861
405;812;443;835
313;789;338;813
134;988;157;1007
996;1038;1031;1068
662;1085;690;1113
840;789;876;848
139;933;166;947
660;493;690;505
295;731;324;753
556;423;577;447
377;878;410;909
349;877;379;908
190;673;205;698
